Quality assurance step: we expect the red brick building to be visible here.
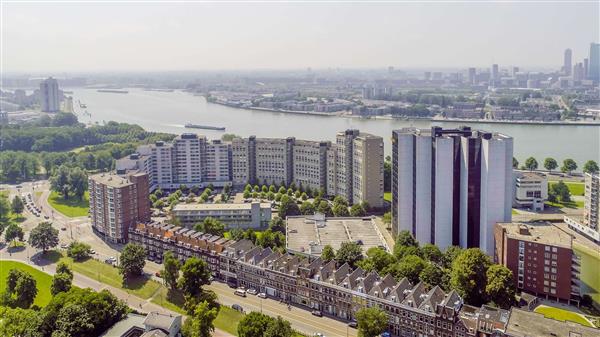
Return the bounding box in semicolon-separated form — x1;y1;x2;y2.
494;222;580;305
89;171;151;243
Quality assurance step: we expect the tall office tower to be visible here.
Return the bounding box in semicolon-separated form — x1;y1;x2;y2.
573;63;585;82
589;43;600;82
292;140;330;193
327;130;384;208
468;68;477;85
563;48;573;75
583;173;600;241
89;171;151;243
39;77;60;112
583;58;589;79
491;64;499;86
391;126;513;254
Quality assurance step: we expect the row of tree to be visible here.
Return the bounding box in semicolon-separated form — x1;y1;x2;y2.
516;157;598;174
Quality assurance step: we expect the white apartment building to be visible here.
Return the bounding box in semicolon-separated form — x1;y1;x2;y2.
255;137;294;186
513;171;548;211
39;77;60;112
292;140;329;193
172;202;272;229
391;126;513;254
206;140;231;183
582;173;600;242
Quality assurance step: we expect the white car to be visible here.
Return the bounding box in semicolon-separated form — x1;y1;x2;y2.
257;292;267;298
314;334;326;337
247;288;258;295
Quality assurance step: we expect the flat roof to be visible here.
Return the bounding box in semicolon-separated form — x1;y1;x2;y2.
497;222;572;248
173;202;271;211
90;173;133;188
286;215;389;256
505;308;599;337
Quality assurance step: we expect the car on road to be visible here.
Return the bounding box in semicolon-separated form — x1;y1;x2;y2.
313;333;326;337
105;257;117;264
257;292;267;298
247;288;257;295
44;215;49;219
347;321;358;328
311;310;323;317
60;226;67;231
89;249;96;254
60;243;68;249
231;304;244;313
234;288;246;297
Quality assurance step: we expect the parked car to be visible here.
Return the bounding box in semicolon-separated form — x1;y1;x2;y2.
313;333;326;337
89;249;96;254
60;243;68;249
44;215;49;219
257;292;267;299
311;310;323;317
247;288;258;295
232;304;244;313
234;288;246;297
347;321;358;328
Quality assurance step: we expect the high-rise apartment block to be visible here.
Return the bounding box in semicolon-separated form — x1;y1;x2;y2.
590;43;600;82
583;173;600;242
391;126;513;254
39;77;60;112
89;171;151;243
563;48;572;75
119;130;383;207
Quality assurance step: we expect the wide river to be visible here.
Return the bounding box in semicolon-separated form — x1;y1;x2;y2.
70;88;599;165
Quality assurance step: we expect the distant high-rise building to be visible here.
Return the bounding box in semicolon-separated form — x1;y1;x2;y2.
573;63;585;82
391;126;513;254
39;77;60;112
468;67;477;85
589;43;600;82
511;66;519;76
583;58;589;79
491;64;499;86
424;72;432;81
563;48;572;75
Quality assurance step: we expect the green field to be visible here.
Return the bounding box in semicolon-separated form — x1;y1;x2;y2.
545;200;584;209
47;191;89;217
0;260;53;307
53;251;161;299
384;192;391;202
534;305;594;327
549;181;585;196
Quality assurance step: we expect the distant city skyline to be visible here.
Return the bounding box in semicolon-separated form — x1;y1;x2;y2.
2;2;598;72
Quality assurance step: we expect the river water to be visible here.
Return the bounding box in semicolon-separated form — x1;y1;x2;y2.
70;88;599;165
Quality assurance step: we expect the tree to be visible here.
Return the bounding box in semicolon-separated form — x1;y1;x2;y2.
268;217;285;232
355;306;388;337
561;159;577;174
5;224;24;246
333;196;349;207
321;245;335;262
512;157;519;169
300;201;315;215
0;306;43;337
5;269;37;309
265;316;293;337
0;195;10;224
524;157;538;171
395;230;418;248
278;195;300;218
358;247;395;274
583;160;599;174
450;248;491;306
51;272;73;296
118;243;146;279
419;263;447;289
350;203;366;217
550;180;571;202
382;212;391;225
335;241;363;268
10;196;24;215
178;257;211;297
333;203;349;217
54;303;95;337
317;200;333;217
56;261;73;279
485;265;516;309
230;227;245;241
28;222;59;253
237;311;273;337
50;165;71;199
442;246;463;269
181;301;218;337
421;243;443;264
392;255;426;284
543;157;558;172
67;241;91;261
194;217;225;236
69;167;88;200
162;251;181;291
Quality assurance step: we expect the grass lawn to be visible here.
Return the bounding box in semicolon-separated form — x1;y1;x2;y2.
545;200;584;209
534;305;594;327
549;181;585;196
0;260;53;307
384;192;391;202
53;251;161;299
214;305;245;335
47;191;89;217
511;209;519;215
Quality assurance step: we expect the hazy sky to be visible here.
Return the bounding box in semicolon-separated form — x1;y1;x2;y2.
2;1;598;72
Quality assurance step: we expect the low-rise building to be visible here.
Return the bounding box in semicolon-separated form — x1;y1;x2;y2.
504;308;599;337
513;171;548;211
89;171;151;243
171;202;272;229
100;311;182;337
128;222;232;274
494;222;580;305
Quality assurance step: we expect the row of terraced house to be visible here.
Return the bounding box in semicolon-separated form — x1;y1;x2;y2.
129;223;506;337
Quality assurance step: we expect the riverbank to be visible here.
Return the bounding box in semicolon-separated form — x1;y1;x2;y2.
209;100;600;127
